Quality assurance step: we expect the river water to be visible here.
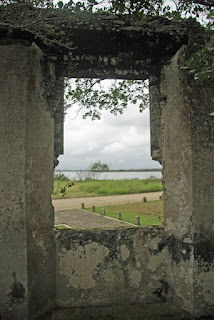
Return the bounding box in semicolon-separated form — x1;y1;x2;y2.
57;171;162;180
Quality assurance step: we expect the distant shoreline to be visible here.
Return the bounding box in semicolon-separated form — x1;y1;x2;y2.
55;168;162;172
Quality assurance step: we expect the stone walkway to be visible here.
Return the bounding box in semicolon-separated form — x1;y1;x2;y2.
55;209;137;229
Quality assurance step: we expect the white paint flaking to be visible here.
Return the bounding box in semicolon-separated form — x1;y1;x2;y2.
129;270;141;288
120;245;130;261
59;242;109;289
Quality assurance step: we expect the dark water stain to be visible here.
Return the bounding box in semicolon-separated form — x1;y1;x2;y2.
8;272;26;303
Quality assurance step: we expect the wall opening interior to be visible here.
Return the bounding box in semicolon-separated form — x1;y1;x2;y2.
53;78;163;231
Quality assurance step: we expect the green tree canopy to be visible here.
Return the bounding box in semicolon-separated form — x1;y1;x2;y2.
89;161;110;172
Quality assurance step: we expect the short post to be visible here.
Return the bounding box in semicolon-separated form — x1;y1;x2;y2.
81;203;84;209
143;197;147;202
136;216;140;226
92;205;95;212
118;212;121;220
159;195;162;200
102;208;106;216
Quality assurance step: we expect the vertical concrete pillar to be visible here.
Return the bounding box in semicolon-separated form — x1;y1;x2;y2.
160;45;214;317
149;72;163;164
0;44;62;319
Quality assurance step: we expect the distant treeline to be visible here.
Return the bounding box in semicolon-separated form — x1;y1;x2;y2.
55;168;162;172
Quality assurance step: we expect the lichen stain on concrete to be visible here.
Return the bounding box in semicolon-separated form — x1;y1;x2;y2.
59;242;109;289
120;245;130;261
147;254;164;272
201;271;214;304
128;269;141;288
101;268;125;287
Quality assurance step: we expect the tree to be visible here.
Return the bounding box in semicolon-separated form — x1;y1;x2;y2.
89;161;110;172
89;161;110;179
65;78;149;120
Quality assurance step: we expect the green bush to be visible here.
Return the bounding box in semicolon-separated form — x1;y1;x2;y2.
54;173;69;181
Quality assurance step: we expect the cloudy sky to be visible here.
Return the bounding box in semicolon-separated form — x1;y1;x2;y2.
56;89;161;170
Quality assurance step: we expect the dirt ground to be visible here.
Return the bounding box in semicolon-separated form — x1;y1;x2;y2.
53;191;162;211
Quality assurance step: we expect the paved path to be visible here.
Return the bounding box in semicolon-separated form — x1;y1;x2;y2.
55;209;137;230
53;191;162;211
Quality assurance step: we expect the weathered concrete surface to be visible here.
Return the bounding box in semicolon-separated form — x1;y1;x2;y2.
0;44;56;319
52;303;188;320
55;228;174;316
55;209;137;229
149;72;163;163
62;14;198;80
160;44;214;317
0;44;29;320
53;191;163;211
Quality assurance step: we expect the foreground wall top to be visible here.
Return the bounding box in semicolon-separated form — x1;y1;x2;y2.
0;5;204;79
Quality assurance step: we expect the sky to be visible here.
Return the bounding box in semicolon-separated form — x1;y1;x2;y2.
56;92;162;170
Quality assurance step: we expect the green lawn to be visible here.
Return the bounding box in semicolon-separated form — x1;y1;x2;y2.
85;200;163;226
52;178;162;199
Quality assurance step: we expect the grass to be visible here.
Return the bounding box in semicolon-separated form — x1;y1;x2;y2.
85;200;163;226
52;178;162;199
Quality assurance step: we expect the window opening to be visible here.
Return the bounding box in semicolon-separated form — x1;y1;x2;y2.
53;79;162;229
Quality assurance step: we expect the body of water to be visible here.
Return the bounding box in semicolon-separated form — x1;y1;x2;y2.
57;171;162;180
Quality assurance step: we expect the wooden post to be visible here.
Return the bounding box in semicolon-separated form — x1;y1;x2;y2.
136;216;140;226
102;208;106;216
92;205;95;212
81;203;84;209
118;212;121;220
159;195;162;200
143;197;147;202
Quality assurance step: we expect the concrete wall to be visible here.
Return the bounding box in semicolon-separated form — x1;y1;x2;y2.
149;72;163;163
55;227;185;319
0;43;59;319
160;45;214;317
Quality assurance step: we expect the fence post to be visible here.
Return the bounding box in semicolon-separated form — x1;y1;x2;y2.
92;205;95;212
102;208;106;216
118;212;121;220
81;203;84;209
136;216;140;226
143;197;147;202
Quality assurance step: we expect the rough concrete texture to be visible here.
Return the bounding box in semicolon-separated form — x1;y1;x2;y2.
52;303;190;320
149;72;163;163
160;43;214;317
0;44;56;319
62;14;202;80
55;228;172;313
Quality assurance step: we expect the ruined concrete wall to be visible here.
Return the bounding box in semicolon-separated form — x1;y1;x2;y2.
24;44;56;319
0;44;29;320
0;43;60;319
149;72;164;164
55;227;185;319
160;44;214;317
